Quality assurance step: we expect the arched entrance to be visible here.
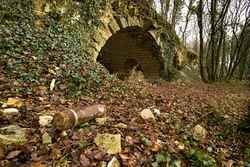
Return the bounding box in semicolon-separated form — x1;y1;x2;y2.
97;26;163;79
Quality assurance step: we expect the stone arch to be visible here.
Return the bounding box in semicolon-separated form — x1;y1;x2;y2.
86;12;163;60
97;26;164;79
82;7;177;80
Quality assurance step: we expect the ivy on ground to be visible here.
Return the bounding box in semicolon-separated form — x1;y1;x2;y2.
0;0;108;97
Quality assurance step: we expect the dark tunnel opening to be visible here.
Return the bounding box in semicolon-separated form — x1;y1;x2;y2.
97;26;163;80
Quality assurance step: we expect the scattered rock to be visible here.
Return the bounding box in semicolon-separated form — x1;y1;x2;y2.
6;150;22;159
153;109;161;116
192;124;207;141
207;147;213;152
60;131;68;137
178;144;185;150
39;115;53;127
42;132;52;145
94;133;121;154
107;157;120;167
96;117;107;125
0;125;27;145
174;141;185;150
100;161;107;167
1;108;20;117
224;114;230;119
114;123;127;129
140;109;155;120
2;98;23;108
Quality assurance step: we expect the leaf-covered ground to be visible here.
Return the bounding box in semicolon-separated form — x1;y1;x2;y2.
1;1;249;166
0;73;250;166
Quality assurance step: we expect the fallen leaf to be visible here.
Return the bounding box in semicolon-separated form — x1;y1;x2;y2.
0;146;5;160
6;150;22;159
151;142;161;152
79;154;91;166
119;153;130;160
30;162;47;167
226;160;234;167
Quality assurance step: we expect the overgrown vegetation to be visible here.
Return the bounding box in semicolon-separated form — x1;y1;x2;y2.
0;0;110;97
0;0;249;166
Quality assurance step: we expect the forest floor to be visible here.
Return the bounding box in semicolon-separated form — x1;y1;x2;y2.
0;75;250;167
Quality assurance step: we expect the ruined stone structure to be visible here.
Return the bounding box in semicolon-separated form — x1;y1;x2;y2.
97;26;163;79
84;2;184;79
31;0;185;80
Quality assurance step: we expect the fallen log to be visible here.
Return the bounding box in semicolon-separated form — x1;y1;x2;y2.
53;104;106;131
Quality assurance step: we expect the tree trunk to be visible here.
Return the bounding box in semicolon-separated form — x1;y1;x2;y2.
171;0;178;29
197;0;206;82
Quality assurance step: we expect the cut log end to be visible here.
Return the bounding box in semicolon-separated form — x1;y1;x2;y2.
53;112;75;131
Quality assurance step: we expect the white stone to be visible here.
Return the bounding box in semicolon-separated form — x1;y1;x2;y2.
0;125;27;145
2;98;23;108
96;117;107;125
39;115;53;127
44;3;51;13
100;161;107;167
207;147;213;152
192;124;207;141
42;132;52;145
1;108;19;116
140;109;155;120
94;133;121;154
60;131;68;137
107;157;120;167
153;109;161;116
174;141;185;150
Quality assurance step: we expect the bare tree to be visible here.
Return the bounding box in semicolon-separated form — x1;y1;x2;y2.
197;0;206;81
171;0;184;29
182;0;196;46
196;0;249;82
159;0;171;20
225;0;250;80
